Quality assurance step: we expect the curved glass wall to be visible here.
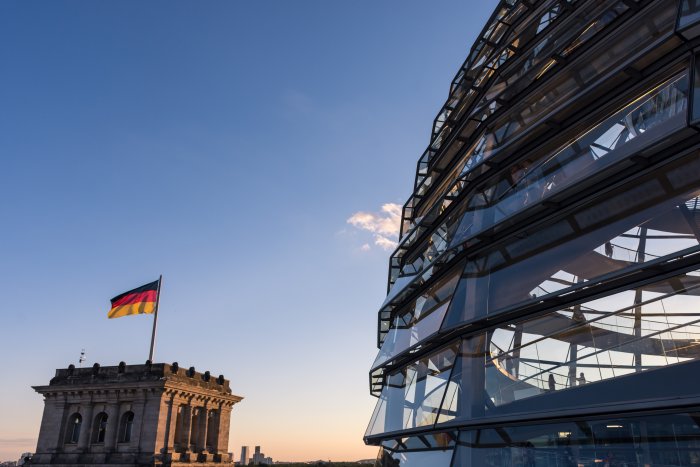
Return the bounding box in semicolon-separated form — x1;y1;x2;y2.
374;412;700;466
450;72;689;249
372;263;463;371
442;152;700;328
374;446;454;467
402;0;676;236
369;265;700;439
366;344;458;437
367;1;700;465
388;60;688;305
452;412;700;467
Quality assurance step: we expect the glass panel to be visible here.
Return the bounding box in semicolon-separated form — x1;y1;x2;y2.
402;0;591;232
434;266;700;425
372;262;464;352
459;0;676;176
436;335;489;425
366;345;458;437
443;153;700;327
373;263;463;370
373;303;448;370
483;1;628;108
679;0;700;30
453;412;700;467
375;447;454;467
401;0;676;245
488;276;700;405
451;71;689;250
694;55;700;123
402;0;681;254
391;68;688;304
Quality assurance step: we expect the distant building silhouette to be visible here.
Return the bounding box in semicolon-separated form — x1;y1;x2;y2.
238;445;271;465
238;446;249;465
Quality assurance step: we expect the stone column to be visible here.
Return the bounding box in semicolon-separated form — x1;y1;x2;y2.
188;406;200;453
130;394;147;452
163;394;178;458
77;398;95;450
182;403;194;455
216;403;232;457
206;409;219;453
173;404;183;451
198;406;209;453
155;392;175;463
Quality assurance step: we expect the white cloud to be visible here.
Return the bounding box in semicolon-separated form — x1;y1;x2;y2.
360;243;371;252
347;203;402;251
374;235;398;251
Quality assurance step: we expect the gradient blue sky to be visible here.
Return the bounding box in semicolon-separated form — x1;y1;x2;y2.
0;1;496;462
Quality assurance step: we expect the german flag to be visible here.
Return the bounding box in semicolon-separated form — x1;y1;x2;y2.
108;279;160;319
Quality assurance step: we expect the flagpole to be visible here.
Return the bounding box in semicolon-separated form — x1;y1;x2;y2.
148;275;162;362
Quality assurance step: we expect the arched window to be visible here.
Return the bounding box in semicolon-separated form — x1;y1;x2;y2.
64;413;82;444
119;411;135;443
92;412;108;444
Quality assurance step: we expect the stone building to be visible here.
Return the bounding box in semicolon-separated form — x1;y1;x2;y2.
31;361;243;466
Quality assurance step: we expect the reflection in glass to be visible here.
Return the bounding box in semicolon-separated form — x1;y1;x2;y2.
366;345;458;437
451;72;689;250
443;153;700;327
679;0;700;30
374;447;454;467
372;266;462;370
400;0;676;250
486;273;700;407
370;266;700;439
451;413;700;467
390;70;688;312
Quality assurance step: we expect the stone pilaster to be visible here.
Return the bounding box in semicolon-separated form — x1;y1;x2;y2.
159;392;178;462
216;403;232;457
198;405;209;453
32;394;67;463
153;390;171;457
104;401;120;450
178;401;194;461
207;409;219;453
167;395;180;452
77;397;94;451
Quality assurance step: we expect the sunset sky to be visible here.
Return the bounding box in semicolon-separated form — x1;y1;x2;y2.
0;1;495;462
